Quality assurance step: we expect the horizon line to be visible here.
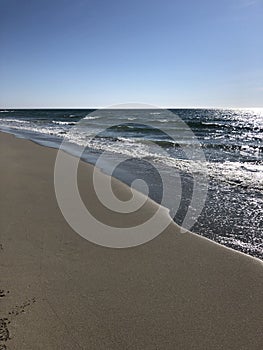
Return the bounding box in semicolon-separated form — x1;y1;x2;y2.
1;106;263;110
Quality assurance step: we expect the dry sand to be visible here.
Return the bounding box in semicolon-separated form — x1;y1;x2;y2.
0;131;262;349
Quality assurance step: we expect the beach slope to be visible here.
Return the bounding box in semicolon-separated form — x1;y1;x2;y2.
0;132;262;350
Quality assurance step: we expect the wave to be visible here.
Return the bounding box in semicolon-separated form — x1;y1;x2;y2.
156;119;169;123
62;132;263;192
0;118;30;124
83;115;100;120
189;120;263;132
109;124;159;134
161;157;263;191
52;121;77;125
202;142;263;152
0;122;66;138
216;236;263;257
1;113;262;192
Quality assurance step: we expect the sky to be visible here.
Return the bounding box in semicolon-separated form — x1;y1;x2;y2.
0;0;263;108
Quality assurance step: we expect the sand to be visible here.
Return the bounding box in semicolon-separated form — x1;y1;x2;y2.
0;131;262;350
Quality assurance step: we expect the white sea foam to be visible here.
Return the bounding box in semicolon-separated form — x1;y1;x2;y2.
0;118;30;124
156;119;169;123
84;115;100;120
52;121;77;125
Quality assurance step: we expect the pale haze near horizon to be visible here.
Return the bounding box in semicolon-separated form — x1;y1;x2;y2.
0;0;262;108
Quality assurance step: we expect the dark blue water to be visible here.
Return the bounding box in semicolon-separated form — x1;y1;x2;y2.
0;108;262;258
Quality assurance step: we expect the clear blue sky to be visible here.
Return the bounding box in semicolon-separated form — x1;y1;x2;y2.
0;0;262;108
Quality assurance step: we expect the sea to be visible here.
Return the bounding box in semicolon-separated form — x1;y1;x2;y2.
0;108;262;259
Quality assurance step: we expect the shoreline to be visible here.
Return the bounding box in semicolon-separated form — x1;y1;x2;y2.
1;127;262;257
0;131;262;349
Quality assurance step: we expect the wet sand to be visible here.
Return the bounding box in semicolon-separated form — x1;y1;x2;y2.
0;131;262;349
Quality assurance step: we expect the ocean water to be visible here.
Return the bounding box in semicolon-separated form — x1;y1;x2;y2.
0;108;262;258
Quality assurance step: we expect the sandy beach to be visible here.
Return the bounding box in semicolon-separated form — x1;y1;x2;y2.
0;131;262;349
